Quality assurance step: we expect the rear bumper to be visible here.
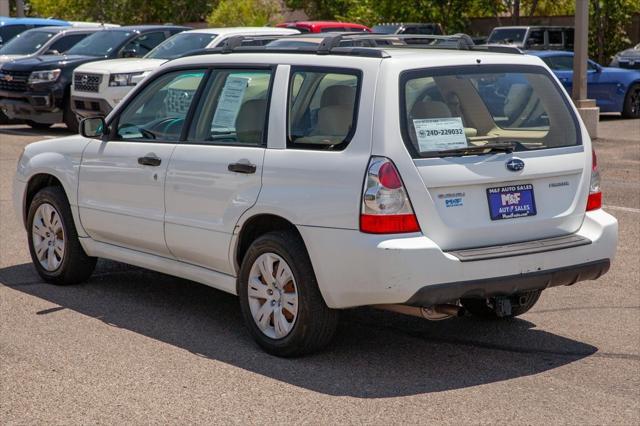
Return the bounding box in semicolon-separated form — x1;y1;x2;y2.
298;209;618;309
406;259;609;306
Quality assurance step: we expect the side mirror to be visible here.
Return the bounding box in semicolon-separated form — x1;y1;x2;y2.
120;48;137;58
80;117;106;138
44;49;60;55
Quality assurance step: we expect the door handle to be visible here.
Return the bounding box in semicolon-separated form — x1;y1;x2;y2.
138;155;162;167
228;160;256;174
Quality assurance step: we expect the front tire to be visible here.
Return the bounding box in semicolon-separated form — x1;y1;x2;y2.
461;289;542;319
622;83;640;118
238;231;338;357
63;98;79;133
26;121;53;130
27;186;96;285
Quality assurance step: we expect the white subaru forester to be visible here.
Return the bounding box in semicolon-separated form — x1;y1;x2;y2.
13;34;618;356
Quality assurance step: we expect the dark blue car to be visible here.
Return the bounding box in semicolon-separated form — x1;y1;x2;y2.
0;17;69;47
530;50;640;118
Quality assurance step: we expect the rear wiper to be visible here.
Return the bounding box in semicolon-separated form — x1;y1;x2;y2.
421;142;515;158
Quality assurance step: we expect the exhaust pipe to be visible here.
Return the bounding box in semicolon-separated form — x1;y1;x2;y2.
376;304;466;321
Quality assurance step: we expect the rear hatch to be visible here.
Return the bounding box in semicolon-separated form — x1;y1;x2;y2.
398;64;589;250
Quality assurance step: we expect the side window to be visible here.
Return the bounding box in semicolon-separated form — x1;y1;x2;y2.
0;25;27;44
587;61;598;71
116;70;205;142
548;30;562;45
548;55;574;71
287;68;360;150
49;34;88;54
526;30;544;47
564;29;574;49
123;32;166;57
188;69;273;146
290;73;305;103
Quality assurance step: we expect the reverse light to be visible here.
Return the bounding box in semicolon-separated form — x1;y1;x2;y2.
360;157;421;234
587;148;602;211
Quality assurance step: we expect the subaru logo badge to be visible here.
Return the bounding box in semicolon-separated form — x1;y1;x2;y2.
506;158;525;172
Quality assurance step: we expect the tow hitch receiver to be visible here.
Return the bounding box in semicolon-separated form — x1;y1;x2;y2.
494;296;512;317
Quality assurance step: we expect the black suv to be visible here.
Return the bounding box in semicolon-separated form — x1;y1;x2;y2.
486;26;574;51
0;25;188;131
372;23;444;36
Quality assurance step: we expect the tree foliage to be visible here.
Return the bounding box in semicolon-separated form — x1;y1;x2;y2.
589;0;639;63
24;0;640;62
284;0;578;32
28;0;214;24
207;0;282;27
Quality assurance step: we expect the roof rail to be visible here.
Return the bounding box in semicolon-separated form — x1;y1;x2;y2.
179;33;523;60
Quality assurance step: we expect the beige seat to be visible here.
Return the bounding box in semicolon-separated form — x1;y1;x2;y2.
235;99;267;144
410;100;452;119
320;85;356;108
504;84;531;119
310;85;356;143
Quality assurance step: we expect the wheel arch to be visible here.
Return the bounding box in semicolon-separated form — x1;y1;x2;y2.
233;213;305;273
23;173;66;229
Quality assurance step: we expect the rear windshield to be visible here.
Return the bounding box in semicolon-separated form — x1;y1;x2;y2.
488;28;526;44
146;32;218;60
401;65;580;158
0;30;53;55
66;30;130;56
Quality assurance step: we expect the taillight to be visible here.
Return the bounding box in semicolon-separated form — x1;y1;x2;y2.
587;148;602;211
360;157;421;234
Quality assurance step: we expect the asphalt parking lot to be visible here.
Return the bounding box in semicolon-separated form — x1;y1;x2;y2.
0;118;638;424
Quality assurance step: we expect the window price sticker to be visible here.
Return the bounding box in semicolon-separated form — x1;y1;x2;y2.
413;117;467;152
211;76;249;131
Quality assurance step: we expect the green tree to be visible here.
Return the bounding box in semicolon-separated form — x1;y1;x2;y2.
589;0;639;64
208;0;282;27
469;0;575;23
28;0;214;24
287;0;472;33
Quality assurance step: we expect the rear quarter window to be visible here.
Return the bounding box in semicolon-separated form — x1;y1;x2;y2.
287;67;361;150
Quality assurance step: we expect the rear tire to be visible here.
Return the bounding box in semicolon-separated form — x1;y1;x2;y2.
27;186;96;285
461;289;542;319
26;121;53;130
238;231;339;357
622;83;640;118
63;98;79;133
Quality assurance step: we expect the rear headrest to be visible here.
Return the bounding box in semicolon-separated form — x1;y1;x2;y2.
235;99;267;144
504;83;531;117
321;85;356;107
410;100;452;119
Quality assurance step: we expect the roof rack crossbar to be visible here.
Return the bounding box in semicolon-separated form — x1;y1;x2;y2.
184;33;523;60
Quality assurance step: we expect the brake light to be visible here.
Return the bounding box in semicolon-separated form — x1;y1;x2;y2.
360;157;421;234
587;148;602;211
